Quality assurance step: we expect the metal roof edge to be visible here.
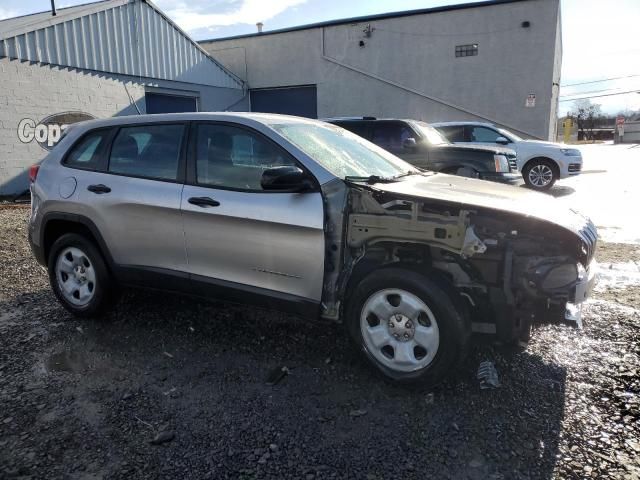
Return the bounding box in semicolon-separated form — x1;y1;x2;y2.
199;0;531;43
0;0;244;89
0;0;129;39
141;0;244;88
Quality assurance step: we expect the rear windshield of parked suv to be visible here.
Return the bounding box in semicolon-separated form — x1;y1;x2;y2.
271;122;416;179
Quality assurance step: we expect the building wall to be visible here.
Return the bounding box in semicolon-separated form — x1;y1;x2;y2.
617;122;640;144
0;58;248;196
203;0;560;140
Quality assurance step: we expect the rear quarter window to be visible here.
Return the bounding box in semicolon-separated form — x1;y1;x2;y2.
437;126;466;142
63;130;110;170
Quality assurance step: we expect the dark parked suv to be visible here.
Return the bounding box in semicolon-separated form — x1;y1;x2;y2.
327;117;519;184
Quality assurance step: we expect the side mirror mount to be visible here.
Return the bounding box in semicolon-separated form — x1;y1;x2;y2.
403;137;417;150
495;136;509;145
260;166;315;192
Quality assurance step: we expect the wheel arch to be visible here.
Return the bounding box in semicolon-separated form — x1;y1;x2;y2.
41;212;115;272
340;245;465;321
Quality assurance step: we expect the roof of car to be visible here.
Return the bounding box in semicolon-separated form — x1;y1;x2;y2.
325;117;422;124
430;121;497;127
71;112;323;130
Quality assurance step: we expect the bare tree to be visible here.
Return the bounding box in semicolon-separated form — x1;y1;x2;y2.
568;99;602;142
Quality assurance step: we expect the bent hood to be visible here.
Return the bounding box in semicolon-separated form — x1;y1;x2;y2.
373;173;592;236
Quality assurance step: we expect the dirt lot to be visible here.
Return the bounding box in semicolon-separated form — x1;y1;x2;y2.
1;207;639;479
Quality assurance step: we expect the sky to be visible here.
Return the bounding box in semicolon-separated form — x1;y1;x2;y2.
1;0;639;116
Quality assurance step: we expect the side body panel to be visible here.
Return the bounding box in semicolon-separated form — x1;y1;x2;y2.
78;171;186;271
181;186;325;301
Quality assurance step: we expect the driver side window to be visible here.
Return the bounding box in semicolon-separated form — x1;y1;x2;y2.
469;126;502;143
195;124;297;191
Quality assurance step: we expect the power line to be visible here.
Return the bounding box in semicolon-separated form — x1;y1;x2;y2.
559;90;640;102
561;74;640;87
560;85;640;97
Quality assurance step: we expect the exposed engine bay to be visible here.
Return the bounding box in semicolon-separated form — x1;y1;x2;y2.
320;179;597;342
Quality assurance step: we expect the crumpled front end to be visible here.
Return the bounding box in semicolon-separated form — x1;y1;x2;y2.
323;179;598;343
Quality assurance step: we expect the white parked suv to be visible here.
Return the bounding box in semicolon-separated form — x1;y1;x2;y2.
432;122;583;190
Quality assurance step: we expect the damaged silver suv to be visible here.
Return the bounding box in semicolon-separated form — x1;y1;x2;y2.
28;113;597;384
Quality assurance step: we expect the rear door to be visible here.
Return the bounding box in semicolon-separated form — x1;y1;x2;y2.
75;122;188;278
181;122;325;305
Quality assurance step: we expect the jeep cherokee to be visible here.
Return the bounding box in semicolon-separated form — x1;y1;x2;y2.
28;113;597;385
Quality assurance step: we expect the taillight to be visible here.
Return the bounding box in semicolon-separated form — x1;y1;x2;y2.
29;164;40;183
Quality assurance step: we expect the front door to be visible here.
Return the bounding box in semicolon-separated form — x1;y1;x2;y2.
181;122;325;305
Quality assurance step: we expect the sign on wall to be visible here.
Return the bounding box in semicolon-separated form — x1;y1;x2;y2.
525;93;536;108
616;116;625;137
17;111;96;151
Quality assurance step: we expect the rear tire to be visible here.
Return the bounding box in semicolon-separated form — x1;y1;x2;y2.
48;233;114;318
345;268;469;385
523;159;557;190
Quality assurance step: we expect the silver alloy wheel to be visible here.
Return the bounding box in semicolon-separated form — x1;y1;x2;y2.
360;288;440;373
528;163;554;187
55;247;97;307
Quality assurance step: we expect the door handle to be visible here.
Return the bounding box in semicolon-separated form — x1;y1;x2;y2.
188;196;220;208
87;184;111;194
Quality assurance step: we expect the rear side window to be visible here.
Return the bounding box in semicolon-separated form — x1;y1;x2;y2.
108;124;185;181
469;126;501;142
333;122;370;140
371;122;415;151
64;130;108;169
438;126;466;142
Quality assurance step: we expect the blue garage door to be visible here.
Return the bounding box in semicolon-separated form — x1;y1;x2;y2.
146;93;198;114
250;86;317;119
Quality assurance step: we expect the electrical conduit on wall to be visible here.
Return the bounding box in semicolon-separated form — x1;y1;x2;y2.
319;28;540;139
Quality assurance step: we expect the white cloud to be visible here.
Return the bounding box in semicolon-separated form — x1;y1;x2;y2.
0;7;19;20
157;0;307;31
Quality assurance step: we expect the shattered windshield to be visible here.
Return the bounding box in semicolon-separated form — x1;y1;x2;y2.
271;122;417;180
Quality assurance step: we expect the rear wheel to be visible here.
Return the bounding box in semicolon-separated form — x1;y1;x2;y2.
346;268;469;385
523;159;557;190
48;233;114;317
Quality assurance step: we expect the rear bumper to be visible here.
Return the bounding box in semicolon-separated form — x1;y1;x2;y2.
28;229;46;266
478;172;521;185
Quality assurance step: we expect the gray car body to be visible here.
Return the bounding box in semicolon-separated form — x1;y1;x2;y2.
30;113;332;308
29;113;597;341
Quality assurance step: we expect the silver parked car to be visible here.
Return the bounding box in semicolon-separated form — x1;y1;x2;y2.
28;113;597;385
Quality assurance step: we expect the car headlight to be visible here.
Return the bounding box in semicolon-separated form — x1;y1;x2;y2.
541;263;579;289
493;154;510;172
560;148;581;156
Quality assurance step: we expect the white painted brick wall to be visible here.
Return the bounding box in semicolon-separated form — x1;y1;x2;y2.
0;58;246;196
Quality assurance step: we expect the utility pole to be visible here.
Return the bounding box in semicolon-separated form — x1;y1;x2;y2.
51;0;57;16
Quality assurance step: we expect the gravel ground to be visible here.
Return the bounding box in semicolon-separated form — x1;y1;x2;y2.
1;207;639;479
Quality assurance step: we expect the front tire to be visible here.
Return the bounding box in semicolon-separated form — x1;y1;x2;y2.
346;268;469;385
523;159;557;190
48;233;114;318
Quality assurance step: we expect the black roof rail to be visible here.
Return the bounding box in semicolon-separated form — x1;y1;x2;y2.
322;116;377;121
